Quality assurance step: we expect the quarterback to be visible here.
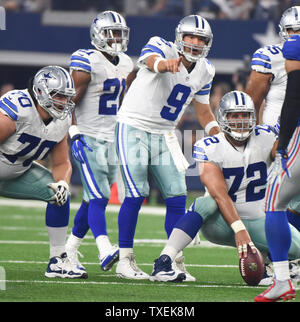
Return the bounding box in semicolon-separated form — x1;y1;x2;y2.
150;91;300;283
115;14;220;280
0;65;86;278
65;11;134;274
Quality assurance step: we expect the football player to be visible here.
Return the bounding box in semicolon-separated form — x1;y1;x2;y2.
245;6;300;232
255;8;300;302
65;11;134;274
0;65;86;278
150;91;300;283
115;14;220;280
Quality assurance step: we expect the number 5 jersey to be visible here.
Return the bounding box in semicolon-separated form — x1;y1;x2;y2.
0;89;71;179
117;36;215;134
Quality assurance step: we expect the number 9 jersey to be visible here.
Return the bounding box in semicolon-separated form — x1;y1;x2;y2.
0;89;71;179
117;36;215;134
69;49;134;142
193;126;277;220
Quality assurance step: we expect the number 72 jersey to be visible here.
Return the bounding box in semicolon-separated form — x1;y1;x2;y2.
193;126;277;220
0;89;71;180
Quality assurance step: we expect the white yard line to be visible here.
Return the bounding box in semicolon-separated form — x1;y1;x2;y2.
0;199;165;215
0;278;259;289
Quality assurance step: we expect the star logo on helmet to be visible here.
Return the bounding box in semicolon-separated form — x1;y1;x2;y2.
43;72;52;83
93;18;98;24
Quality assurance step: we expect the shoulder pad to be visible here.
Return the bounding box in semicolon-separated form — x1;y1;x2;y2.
193;136;220;162
70;49;94;73
139;36;174;60
0;90;33;121
283;35;300;60
251;47;272;73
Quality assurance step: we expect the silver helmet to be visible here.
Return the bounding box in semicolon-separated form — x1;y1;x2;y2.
279;6;300;41
32;66;75;120
90;10;130;56
217;91;256;142
175;15;213;62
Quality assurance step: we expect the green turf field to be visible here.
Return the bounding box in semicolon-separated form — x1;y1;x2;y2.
0;198;298;304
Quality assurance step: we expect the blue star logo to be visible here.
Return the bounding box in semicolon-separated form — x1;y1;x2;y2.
93;18;98;24
43;72;52;83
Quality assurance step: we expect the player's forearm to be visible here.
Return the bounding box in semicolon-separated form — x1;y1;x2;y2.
213;193;241;226
52;161;72;184
195;104;220;135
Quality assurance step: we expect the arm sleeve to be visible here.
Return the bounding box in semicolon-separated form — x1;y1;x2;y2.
277;69;300;150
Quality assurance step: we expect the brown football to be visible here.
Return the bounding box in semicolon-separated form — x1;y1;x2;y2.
239;245;264;286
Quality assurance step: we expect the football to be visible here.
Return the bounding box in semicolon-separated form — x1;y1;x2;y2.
239;245;264;286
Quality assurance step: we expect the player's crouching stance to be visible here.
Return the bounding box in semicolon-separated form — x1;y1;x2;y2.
0;66;87;279
150;91;300;285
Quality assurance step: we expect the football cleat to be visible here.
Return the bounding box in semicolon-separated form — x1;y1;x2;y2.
289;258;300;282
149;254;186;282
100;245;119;271
45;253;88;279
254;279;296;302
173;255;196;282
116;253;149;279
258;263;273;286
65;245;86;272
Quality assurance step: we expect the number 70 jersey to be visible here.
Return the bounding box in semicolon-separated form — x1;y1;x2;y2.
0;89;71;180
193;126;277;219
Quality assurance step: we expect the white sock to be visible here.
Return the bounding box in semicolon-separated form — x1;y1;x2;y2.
161;246;179;262
119;248;133;260
65;233;83;250
163;228;192;258
96;235;112;258
47;226;68;258
273;261;290;281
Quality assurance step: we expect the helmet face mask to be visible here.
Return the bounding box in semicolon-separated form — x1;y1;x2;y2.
90;11;129;56
32;66;75;120
279;6;300;41
175;15;213;62
217;91;256;142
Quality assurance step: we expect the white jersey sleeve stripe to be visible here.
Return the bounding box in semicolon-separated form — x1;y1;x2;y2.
140;44;166;59
0;99;18;120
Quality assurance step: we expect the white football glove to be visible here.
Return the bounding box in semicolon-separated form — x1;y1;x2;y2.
48;180;70;206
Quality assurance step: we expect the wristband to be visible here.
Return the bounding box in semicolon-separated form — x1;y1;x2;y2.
231;220;246;233
205;121;219;135
153;57;165;73
68;125;81;140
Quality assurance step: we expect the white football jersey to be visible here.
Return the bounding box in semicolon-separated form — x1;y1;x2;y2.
193;126;277;219
117;36;215;134
250;43;286;125
0;89;71;179
70;49;133;142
